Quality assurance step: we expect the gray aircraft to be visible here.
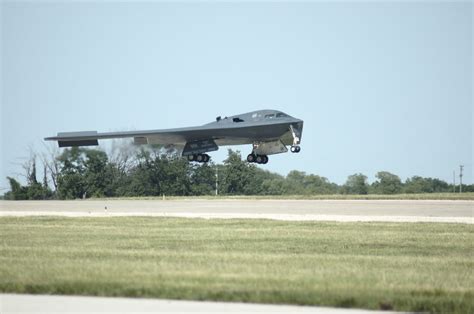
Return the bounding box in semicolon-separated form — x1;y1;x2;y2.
45;109;303;164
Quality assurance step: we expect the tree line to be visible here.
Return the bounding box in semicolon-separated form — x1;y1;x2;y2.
3;146;473;200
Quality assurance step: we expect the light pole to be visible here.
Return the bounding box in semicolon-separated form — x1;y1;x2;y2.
215;165;219;196
453;170;456;193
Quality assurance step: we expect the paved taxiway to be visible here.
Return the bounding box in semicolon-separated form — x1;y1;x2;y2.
0;294;402;314
0;199;472;223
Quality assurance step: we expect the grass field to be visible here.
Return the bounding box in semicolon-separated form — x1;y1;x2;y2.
0;217;472;313
101;192;474;201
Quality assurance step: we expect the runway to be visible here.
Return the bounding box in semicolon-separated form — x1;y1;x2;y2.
0;294;401;314
0;199;472;223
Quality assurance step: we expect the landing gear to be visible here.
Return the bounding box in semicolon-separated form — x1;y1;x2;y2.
289;124;302;153
254;155;268;164
247;153;268;164
290;146;301;153
187;153;210;163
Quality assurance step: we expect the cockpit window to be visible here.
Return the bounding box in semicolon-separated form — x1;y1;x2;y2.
264;114;275;119
233;117;244;123
276;113;288;118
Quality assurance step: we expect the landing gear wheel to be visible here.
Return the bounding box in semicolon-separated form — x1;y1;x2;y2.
291;146;301;153
188;153;210;163
256;155;263;164
262;156;269;164
247;154;256;163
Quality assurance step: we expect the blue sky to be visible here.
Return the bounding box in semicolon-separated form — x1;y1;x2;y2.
1;1;472;190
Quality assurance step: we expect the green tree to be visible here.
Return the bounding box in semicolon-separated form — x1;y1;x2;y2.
462;184;474;192
121;149;192;196
4;177;50;200
5;177;28;200
285;170;306;194
26;182;50;200
284;171;338;195
158;155;192;196
371;171;402;194
190;163;216;195
122;149;159;196
105;162;130;197
261;177;290;195
56;147;87;199
83;150;110;197
23;157;52;199
27;159;38;185
252;169;285;195
220;150;256;195
343;173;369;194
303;174;338;194
403;176;450;193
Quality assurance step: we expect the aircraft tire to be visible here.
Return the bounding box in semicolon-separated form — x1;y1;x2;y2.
247;154;256;163
203;154;210;162
256;155;264;164
196;154;204;162
188;155;196;161
262;156;269;164
291;146;301;153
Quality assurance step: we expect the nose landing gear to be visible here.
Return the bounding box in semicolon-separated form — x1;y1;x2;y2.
247;153;268;164
290;146;301;153
289;124;301;153
187;153;210;163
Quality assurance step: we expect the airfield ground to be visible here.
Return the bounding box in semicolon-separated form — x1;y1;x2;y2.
97;192;474;200
0;199;472;224
0;199;472;313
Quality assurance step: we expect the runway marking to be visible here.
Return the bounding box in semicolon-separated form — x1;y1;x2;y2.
0;210;471;223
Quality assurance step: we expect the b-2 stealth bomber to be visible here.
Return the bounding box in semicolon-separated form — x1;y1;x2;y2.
45;109;303;164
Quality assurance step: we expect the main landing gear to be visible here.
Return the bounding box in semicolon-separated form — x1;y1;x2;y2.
247;153;268;164
290;146;301;153
187;153;210;163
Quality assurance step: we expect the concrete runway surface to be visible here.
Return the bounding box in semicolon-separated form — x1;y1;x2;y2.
0;294;403;314
0;199;472;223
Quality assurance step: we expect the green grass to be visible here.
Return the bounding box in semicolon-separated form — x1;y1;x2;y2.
0;217;472;313
97;192;474;201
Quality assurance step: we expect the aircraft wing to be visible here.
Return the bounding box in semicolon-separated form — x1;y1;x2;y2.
45;126;216;146
44;124;265;156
